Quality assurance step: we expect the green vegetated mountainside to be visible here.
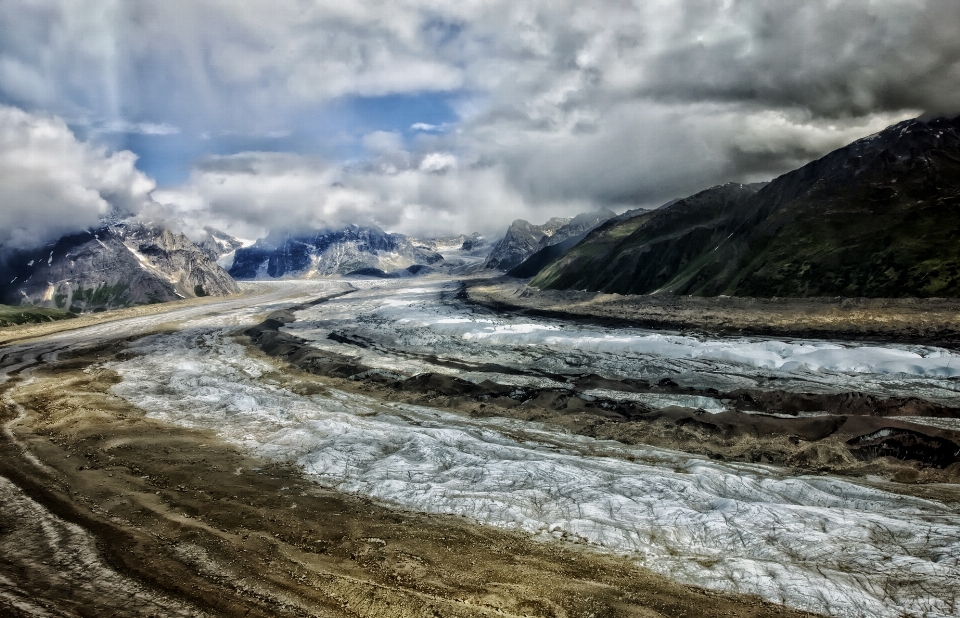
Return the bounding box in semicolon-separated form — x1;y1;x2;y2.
0;304;76;327
532;115;960;298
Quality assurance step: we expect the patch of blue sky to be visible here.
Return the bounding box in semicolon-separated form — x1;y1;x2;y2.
335;91;462;138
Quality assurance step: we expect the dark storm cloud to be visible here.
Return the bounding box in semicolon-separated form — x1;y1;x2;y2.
638;1;960;117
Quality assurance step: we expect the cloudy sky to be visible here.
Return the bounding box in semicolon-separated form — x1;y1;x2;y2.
1;0;958;246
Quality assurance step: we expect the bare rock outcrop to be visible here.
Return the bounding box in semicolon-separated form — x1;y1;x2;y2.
0;223;239;312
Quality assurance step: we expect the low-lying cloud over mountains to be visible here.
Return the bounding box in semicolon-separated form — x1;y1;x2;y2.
0;106;155;248
2;1;959;244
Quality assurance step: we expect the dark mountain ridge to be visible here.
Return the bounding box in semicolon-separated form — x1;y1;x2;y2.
507;233;591;279
533;115;960;298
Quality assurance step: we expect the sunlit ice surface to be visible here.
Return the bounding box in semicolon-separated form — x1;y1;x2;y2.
105;278;960;617
286;279;960;405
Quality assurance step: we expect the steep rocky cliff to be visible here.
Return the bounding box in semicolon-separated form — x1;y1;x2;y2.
485;210;615;272
0;223;239;312
507;209;617;278
483;217;571;271
197;227;246;262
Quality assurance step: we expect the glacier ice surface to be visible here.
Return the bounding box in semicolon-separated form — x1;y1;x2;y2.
104;278;960;618
286;279;960;404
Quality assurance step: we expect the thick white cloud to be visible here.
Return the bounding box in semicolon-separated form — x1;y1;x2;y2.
480;103;914;206
153;153;350;240
419;152;457;173
0;105;155;248
153;150;541;239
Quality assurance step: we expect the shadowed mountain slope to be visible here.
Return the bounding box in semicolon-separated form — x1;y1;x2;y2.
533;116;960;298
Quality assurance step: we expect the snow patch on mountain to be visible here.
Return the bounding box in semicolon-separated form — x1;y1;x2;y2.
228;225;444;280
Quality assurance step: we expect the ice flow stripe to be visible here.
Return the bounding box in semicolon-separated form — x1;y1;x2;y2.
287;280;960;404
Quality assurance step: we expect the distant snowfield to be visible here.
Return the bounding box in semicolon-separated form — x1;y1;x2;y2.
106;278;960;618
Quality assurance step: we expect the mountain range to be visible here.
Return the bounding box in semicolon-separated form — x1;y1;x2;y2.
197;227;246;263
412;233;493;275
532;115;960;298
227;224;444;279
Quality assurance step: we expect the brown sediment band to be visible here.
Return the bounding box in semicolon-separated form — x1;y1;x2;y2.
462;277;960;346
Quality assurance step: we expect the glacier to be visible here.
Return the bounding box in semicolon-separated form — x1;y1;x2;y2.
102;277;960;618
